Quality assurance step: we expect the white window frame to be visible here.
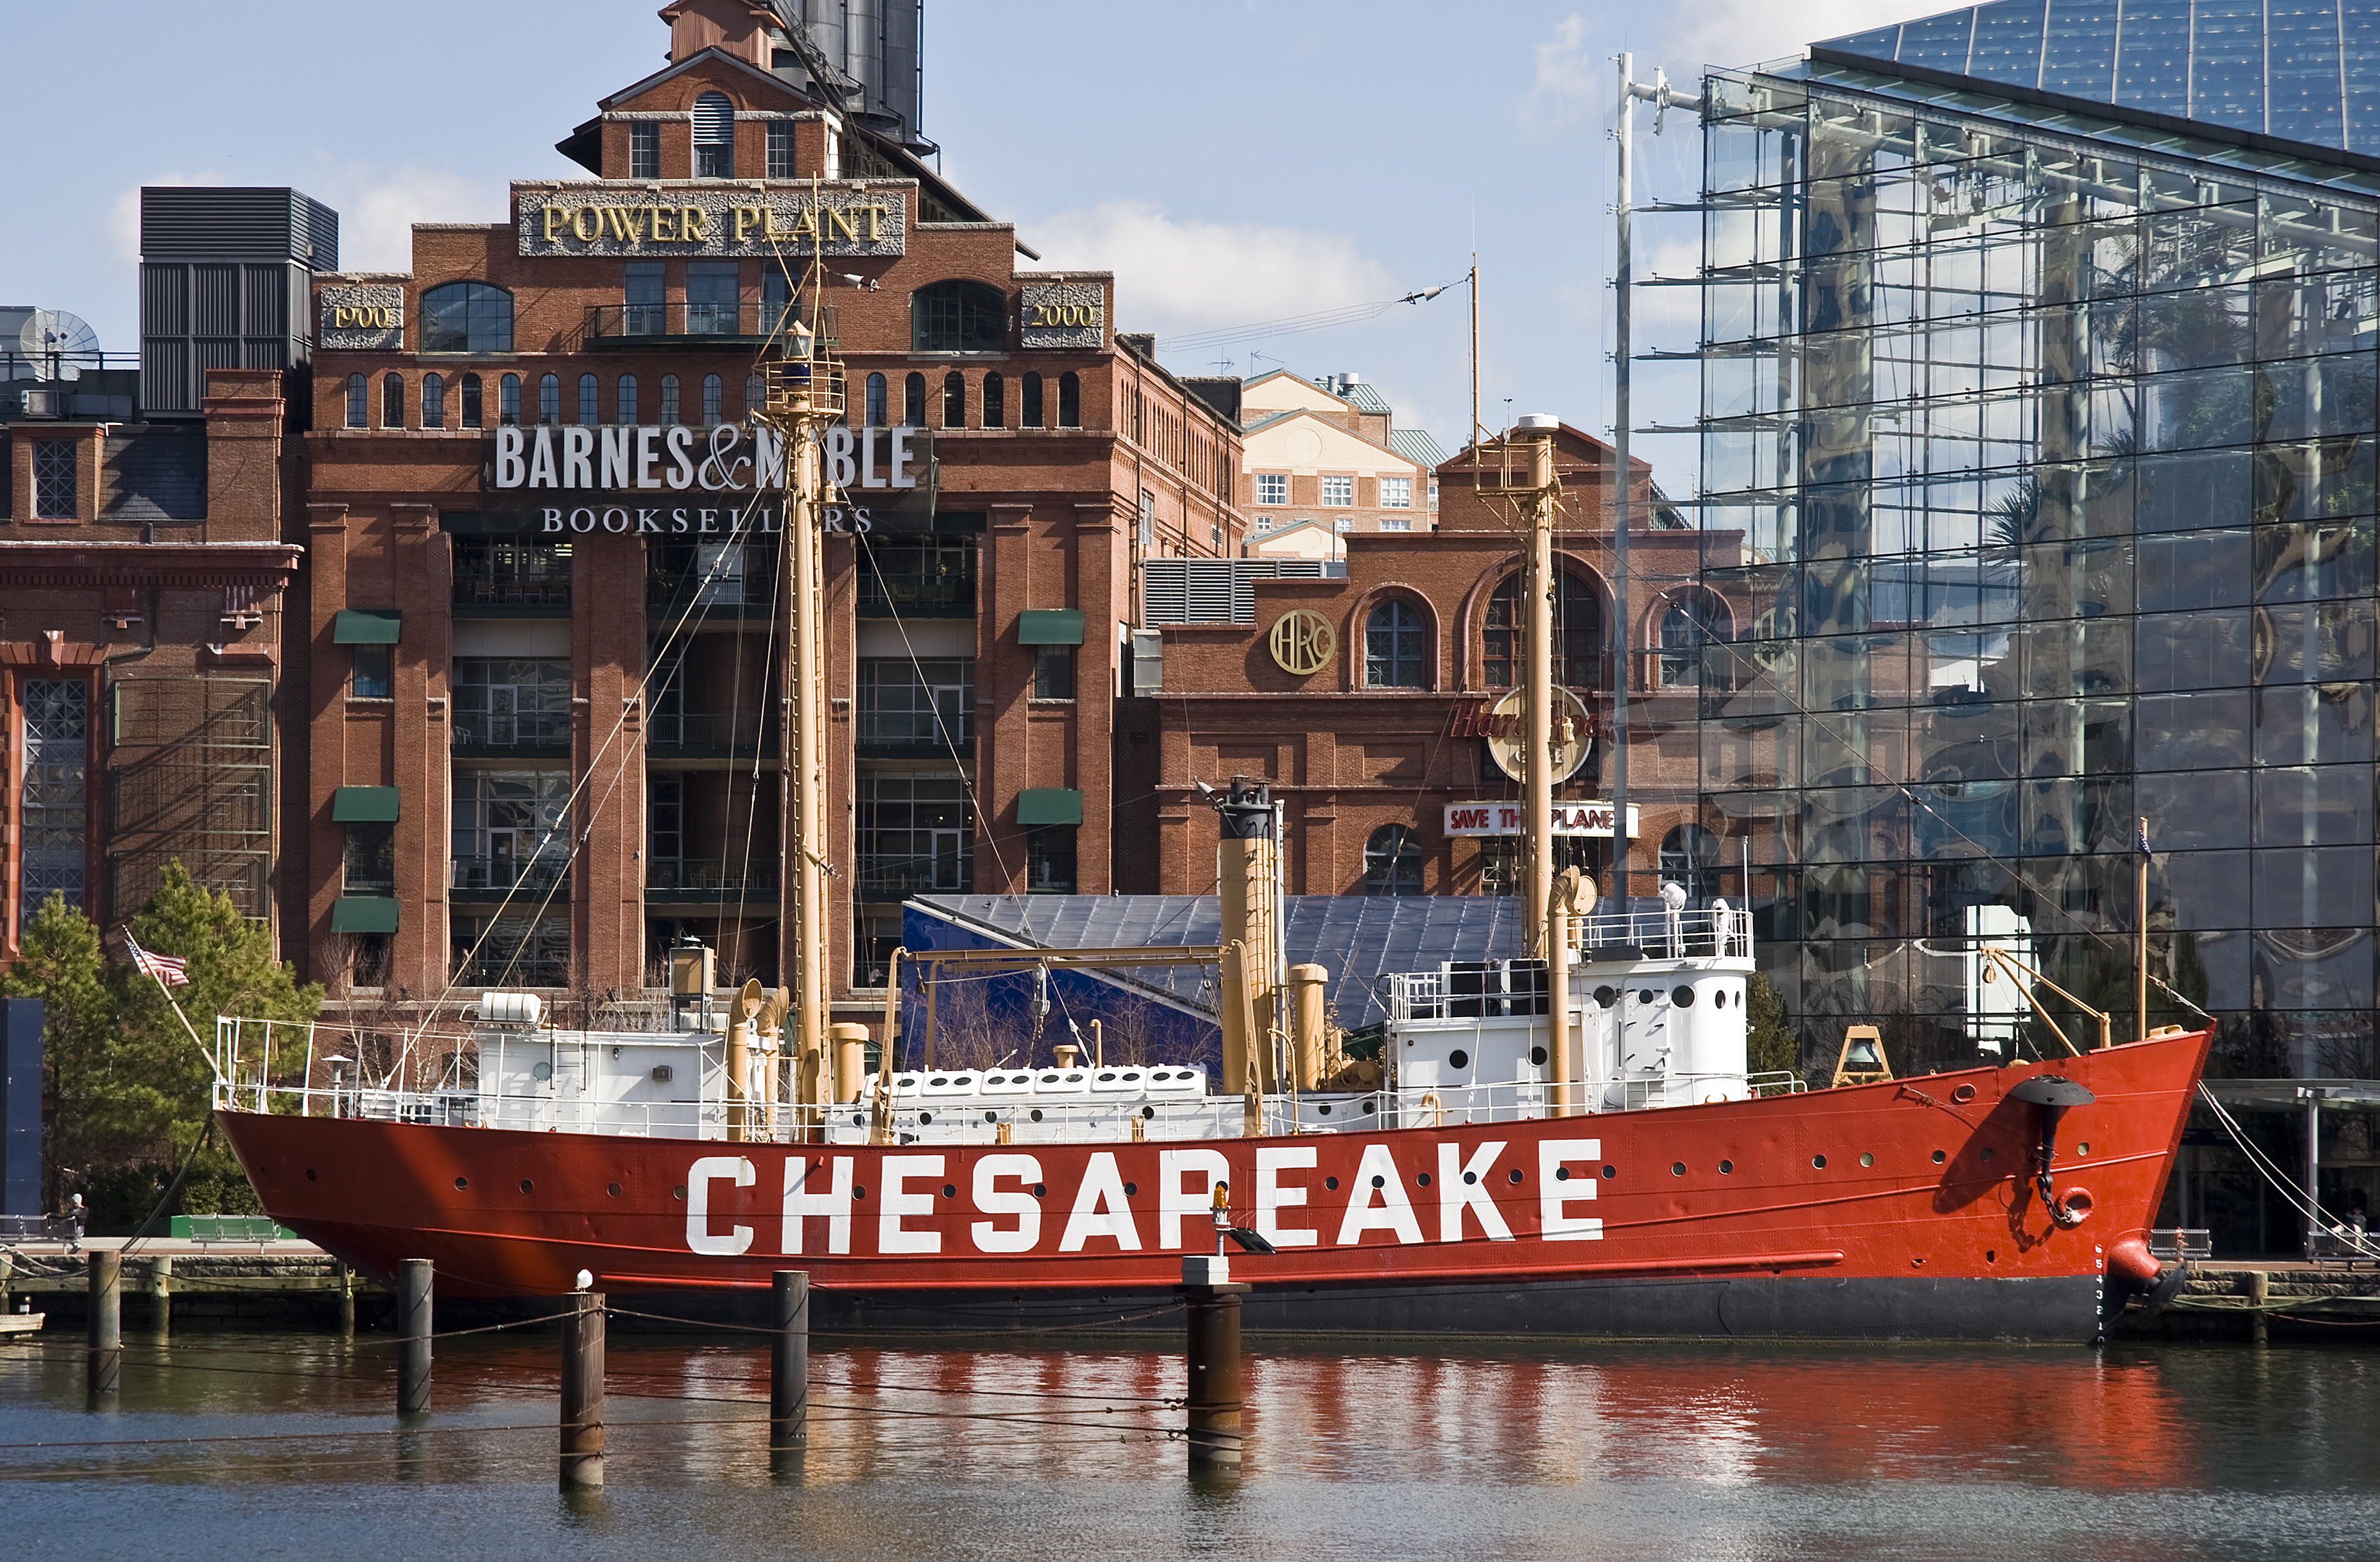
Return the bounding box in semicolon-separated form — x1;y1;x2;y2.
1254;472;1288;506
1380;476;1412;509
1320;474;1354;508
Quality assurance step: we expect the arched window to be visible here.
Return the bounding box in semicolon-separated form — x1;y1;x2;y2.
1364;825;1424;897
345;373;367;428
382;372;405;429
692;90;735;178
460;373;483;429
1022;372;1044;428
744;373;764;420
1483;571;1603;689
910;279;1005;353
498;372;520;427
903;372;925;426
1657;590;1729;687
537;373;561;425
1365;599;1428;689
577;373;598;427
659;374;681;424
1659;825;1720;902
1057;372;1081;428
422;372;445;429
864;372;887;427
701;373;723;426
418;281;513;353
942;371;966;428
983;372;1005;429
616;375;638;425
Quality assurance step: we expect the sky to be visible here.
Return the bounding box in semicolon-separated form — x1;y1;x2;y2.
2;0;1929;495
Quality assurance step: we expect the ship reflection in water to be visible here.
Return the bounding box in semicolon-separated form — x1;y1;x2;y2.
3;1335;2376;1559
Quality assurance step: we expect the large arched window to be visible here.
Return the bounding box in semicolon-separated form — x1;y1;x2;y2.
903;372;926;425
577;373;598;427
418;281;513;353
537;373;561;425
659;374;681;424
1057;372;1081;428
345;373;367;429
942;371;966;429
459;372;483;429
1364;825;1424;897
1657;589;1729;687
701;373;723;426
864;372;887;427
693;91;735;178
983;372;1005;429
422;372;445;429
381;372;405;429
1365;599;1428;688
911;279;1005;353
1483;571;1603;689
1659;824;1721;902
616;375;638;425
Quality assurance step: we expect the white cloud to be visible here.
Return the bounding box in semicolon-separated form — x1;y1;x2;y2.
1521;15;1600;134
305;162;502;271
1664;0;1914;75
1025;201;1393;338
108;170;229;263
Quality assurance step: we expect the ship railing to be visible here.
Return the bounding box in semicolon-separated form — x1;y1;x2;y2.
1572;906;1754;960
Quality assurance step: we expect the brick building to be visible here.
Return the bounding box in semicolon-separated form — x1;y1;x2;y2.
1235;370;1446;558
293;1;1242;1015
1129;420;1745;907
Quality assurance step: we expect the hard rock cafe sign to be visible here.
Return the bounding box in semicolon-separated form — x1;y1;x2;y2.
1451;688;1595;784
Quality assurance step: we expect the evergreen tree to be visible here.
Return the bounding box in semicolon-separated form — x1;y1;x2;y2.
1745;970;1801;1082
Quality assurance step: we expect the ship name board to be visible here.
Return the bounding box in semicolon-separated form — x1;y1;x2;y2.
681;1140;1607;1258
1443;802;1641;839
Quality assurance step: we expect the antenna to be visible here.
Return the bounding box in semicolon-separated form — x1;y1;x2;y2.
21;309;99;382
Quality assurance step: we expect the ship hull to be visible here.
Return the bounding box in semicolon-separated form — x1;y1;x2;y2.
218;1030;2208;1342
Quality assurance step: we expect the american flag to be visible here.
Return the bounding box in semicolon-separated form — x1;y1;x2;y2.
124;932;189;988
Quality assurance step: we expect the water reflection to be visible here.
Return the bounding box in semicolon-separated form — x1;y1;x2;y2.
0;1333;2375;1559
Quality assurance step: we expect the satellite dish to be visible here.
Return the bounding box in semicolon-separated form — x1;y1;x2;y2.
21;309;99;382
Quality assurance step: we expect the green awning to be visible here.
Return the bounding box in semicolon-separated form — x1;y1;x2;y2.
330;897;400;934
1017;788;1084;826
1016;610;1084;646
332;787;400;822
333;610;401;644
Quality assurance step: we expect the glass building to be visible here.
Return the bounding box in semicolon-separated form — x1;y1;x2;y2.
1691;9;2380;1084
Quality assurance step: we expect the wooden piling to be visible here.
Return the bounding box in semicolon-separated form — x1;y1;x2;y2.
2249;1268;2270;1346
398;1258;432;1414
1184;1280;1250;1470
771;1270;809;1454
560;1290;606;1488
336;1262;355;1337
87;1251;122;1398
151;1255;173;1335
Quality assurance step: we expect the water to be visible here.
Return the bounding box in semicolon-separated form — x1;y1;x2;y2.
2;1329;2376;1559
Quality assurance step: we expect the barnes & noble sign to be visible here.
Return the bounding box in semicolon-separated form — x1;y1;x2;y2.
517;189;907;257
474;423;934;535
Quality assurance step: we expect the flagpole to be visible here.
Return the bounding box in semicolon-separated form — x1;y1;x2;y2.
121;927;223;1081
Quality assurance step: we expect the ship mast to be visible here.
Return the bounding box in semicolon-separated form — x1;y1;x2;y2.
757;253;846;1129
1502;414;1572;1114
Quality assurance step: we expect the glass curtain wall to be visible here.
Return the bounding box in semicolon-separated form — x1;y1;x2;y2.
1695;71;2380;1078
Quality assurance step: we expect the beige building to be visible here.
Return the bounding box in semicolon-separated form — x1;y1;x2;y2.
1237;370;1444;560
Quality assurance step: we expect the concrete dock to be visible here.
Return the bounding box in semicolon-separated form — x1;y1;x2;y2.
1;1237;370;1330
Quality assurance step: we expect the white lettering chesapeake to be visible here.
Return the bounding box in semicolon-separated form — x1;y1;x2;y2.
1335;1142;1423;1246
878;1153;943;1255
1158;1147;1229;1250
1059;1152;1142;1252
781;1154;852;1255
1538;1138;1603;1241
685;1154;755;1256
1438;1140;1514;1243
1254;1145;1318;1248
970;1153;1041;1254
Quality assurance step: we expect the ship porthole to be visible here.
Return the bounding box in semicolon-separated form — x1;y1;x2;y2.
519;1179;534;1194
1124;1183;1138;1196
454;1176;468;1191
1031;1109;1044;1122
1031;1183;1047;1198
672;1186;686;1201
1325;1176;1340;1190
1416;1172;1430;1186
1985;1249;1998;1264
984;1110;997;1122
1811;1155;1827;1169
1981;1147;1994;1162
1593;986;1618;1008
1551;1168;1566;1181
1530;1046;1548;1066
1671;1162;1686;1176
607;1183;621;1197
942;1185;956;1199
305;1169;318;1181
1860;1152;1875;1167
1318;1104;1333;1116
1602;1165;1615;1179
1718;1160;1734;1174
919;1111;933;1125
1672;986;1695;1007
1362;1100;1376;1114
1509;1168;1525;1184
1951;1084;1977;1103
852;1114;864;1127
1465;1171;1478;1185
1371;1174;1386;1189
1142;1106;1156;1119
1449;1049;1470;1070
1931;1151;1946;1165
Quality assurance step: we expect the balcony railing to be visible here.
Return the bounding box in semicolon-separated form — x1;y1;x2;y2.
450;855;571;895
453;710;572;749
856;855;972;903
581;301;794;346
646;859;780;897
646;709;778;751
